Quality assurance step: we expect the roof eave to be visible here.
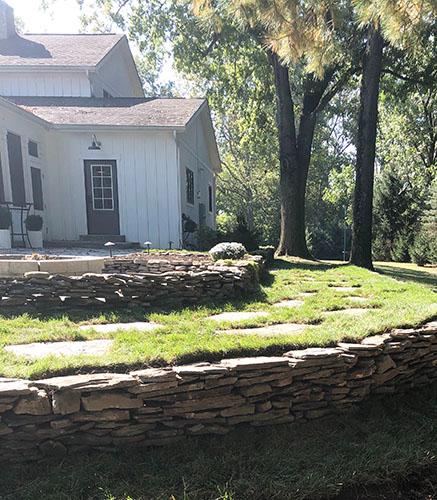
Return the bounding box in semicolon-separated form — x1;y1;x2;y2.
0;65;95;72
50;123;187;132
0;97;51;129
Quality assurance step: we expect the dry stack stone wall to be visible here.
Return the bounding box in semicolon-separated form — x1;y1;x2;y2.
0;259;262;309
1;321;436;462
104;253;220;274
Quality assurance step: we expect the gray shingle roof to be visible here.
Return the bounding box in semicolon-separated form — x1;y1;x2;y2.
0;33;123;67
6;97;206;129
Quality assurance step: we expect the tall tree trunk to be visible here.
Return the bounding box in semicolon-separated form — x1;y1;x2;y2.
350;26;384;269
271;52;312;258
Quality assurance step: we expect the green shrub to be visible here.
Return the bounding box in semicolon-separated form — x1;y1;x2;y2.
410;231;437;266
0;207;12;230
197;226;219;251
209;242;247;261
390;232;412;263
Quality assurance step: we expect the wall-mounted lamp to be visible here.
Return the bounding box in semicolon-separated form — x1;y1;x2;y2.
88;134;102;150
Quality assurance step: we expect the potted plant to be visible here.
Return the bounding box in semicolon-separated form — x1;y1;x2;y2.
0;207;12;249
25;214;43;249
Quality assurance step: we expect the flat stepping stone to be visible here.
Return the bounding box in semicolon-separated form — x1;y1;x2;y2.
273;300;304;308
5;340;113;359
332;286;359;292
79;322;161;333
348;296;368;303
323;308;372;317
220;323;307;337
299;292;317;297
208;312;268;322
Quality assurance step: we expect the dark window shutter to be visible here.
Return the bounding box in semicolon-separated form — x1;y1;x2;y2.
31;167;44;211
186;168;194;204
208;185;213;212
0;153;5;204
7;132;26;206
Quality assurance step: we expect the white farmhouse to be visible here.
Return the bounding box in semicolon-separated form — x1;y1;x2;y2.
0;0;219;248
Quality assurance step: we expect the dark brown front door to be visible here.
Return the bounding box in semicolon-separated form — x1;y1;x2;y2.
84;160;120;235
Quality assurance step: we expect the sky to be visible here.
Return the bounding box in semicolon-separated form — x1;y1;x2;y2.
7;0;85;33
6;0;179;90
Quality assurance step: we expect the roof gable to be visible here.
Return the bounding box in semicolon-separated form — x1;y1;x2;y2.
0;33;123;68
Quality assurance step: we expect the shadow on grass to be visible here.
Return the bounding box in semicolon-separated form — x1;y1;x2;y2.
0;288;270;324
261;258;343;287
269;258;342;272
376;264;437;288
0;384;436;500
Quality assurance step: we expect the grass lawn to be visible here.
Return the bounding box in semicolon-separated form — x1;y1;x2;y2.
0;258;435;379
0;383;436;500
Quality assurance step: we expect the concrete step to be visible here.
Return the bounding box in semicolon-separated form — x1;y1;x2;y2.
80;234;126;243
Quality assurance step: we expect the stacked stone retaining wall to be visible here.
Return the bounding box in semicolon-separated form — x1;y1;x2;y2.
104;253;217;274
0;260;261;309
1;321;436;462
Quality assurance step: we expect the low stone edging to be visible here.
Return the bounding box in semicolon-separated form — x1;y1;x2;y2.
0;258;262;309
1;320;436;462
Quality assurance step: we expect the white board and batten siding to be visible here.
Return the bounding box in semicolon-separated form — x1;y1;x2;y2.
0;71;91;97
178;114;216;230
92;38;144;98
44;130;181;248
0;104;48;235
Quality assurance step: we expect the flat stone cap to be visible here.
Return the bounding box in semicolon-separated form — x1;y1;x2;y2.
33;373;137;392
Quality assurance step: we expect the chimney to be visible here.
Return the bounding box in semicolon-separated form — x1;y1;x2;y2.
0;1;15;40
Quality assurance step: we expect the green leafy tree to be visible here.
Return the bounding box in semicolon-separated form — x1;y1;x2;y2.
193;0;360;258
373;171;421;261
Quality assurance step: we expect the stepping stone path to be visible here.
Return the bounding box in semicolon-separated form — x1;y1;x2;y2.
5;339;113;360
299;292;317;297
348;296;368;303
323;308;372;317
208;312;269;322
79;322;162;333
273;299;304;308
332;286;360;292
221;323;307;337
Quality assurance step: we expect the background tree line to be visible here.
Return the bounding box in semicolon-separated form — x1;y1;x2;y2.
52;0;436;267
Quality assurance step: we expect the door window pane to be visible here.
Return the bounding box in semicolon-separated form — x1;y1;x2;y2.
91;164;114;211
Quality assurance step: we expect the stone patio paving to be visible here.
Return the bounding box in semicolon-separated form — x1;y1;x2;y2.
5;339;113;359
